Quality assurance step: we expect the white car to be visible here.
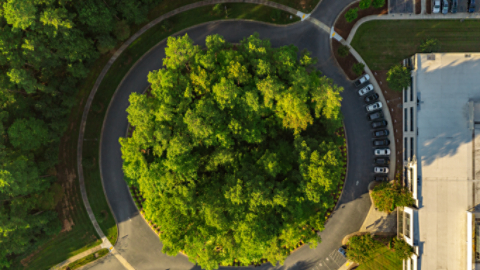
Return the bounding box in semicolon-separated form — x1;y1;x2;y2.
358;84;374;96
374;167;389;174
433;0;441;13
374;148;390;156
354;74;370;87
366;101;382;112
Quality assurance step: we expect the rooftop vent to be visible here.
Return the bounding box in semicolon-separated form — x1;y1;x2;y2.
427;54;435;60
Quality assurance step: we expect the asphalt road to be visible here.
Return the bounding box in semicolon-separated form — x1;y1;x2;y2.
96;8;377;270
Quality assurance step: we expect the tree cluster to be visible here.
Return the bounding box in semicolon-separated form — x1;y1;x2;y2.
120;33;345;269
371;181;414;213
386;65;411;92
347;234;413;264
0;0;159;267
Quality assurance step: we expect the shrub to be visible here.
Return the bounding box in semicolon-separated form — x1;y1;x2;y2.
338;45;350;57
372;0;386;8
371;182;415;213
386;65;411;92
345;8;358;23
347;234;383;263
212;4;223;15
352;63;365;75
113;20;130;41
420;38;440;53
359;0;372;9
393;238;414;260
160;20;172;32
96;35;116;54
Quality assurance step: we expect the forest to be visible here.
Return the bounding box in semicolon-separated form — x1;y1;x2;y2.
0;0;160;268
120;33;345;269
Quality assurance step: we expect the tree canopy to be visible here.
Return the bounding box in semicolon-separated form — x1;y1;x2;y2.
120;33;345;269
0;0;160;267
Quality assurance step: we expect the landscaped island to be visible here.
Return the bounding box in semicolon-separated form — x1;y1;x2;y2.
120;33;345;269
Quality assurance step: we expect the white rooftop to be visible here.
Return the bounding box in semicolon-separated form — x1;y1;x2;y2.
416;53;480;270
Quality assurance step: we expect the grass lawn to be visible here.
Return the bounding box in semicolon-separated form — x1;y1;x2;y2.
356;245;403;270
351;20;480;70
15;3;298;270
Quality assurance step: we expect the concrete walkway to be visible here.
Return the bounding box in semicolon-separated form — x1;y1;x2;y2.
50;246;103;270
72;1;308;270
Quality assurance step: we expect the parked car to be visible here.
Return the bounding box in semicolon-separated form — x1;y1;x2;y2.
373;129;389;137
354;74;370;87
374;148;391;156
373;139;390;147
367;111;384;121
364;93;379;104
374;167;389;174
469;0;476;12
358;84;374;96
371;120;388;129
374;176;389;181
366;101;382;112
451;0;458;12
433;0;441;13
375;157;390;165
442;0;449;13
338;246;347;258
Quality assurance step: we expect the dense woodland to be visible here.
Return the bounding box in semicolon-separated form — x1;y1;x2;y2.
0;0;160;268
121;34;345;269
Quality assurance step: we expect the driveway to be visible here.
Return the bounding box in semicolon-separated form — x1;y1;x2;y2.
96;18;373;270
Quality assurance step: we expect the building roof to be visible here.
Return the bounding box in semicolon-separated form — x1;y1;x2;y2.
415;53;480;270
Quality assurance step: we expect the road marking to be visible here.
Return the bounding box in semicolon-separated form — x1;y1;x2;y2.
305;17;330;33
356;181;359;185
111;248;136;270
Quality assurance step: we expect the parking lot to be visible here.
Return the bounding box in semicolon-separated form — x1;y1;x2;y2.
390;0;414;13
430;0;478;12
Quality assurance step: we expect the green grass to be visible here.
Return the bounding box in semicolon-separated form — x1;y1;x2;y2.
351;20;480;70
64;249;110;270
356;245;403;270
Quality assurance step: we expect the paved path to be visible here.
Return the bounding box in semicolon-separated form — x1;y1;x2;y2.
76;0;384;269
96;18;373;270
50;245;103;270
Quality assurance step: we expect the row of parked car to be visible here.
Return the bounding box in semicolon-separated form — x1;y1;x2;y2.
354;74;390;182
433;0;475;13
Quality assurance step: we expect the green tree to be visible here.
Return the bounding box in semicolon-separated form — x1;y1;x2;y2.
345;8;358;23
393;238;414;260
121;33;344;269
386;65;411;92
372;0;386;8
113;20;131;41
8;118;50;151
347;234;383;264
352;62;365;75
371;182;415;213
359;0;372;9
337;45;350;57
420;38;440;53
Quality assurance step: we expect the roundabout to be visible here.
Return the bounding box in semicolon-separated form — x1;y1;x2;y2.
82;1;392;269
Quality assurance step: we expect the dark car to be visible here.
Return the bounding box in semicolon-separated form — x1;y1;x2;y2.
451;0;458;12
373;129;389;138
364;93;379;104
367;111;384;121
375;157;390;165
469;0;476;12
338;246;347;258
371;120;388;129
373;139;390;146
374;176;389;181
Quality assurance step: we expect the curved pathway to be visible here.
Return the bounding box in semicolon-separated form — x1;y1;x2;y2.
78;0;385;269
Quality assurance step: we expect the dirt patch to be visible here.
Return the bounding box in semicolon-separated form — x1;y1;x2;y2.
415;0;422;13
426;0;432;13
334;1;389;39
332;39;361;80
371;70;403;177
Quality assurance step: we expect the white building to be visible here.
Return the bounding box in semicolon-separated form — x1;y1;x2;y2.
400;53;480;270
